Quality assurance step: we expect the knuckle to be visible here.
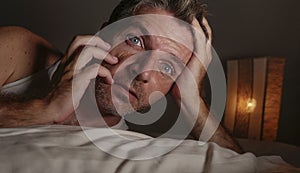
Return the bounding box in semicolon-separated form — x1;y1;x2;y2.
91;64;100;70
207;29;212;35
99;65;108;72
82;46;94;55
73;35;84;42
94;36;103;42
100;66;111;75
197;31;206;40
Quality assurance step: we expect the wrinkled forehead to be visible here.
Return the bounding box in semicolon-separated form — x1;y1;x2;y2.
130;14;194;50
100;14;195;52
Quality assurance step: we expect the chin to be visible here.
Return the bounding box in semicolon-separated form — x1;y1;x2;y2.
95;92;134;116
96;95;151;117
94;78;151;116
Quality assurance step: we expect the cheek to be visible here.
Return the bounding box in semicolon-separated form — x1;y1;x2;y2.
153;76;175;94
107;44;139;74
144;80;173;104
110;42;138;60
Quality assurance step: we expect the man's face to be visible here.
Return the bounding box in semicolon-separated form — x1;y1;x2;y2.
95;9;194;116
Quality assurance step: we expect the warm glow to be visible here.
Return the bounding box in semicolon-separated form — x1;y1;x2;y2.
246;98;257;113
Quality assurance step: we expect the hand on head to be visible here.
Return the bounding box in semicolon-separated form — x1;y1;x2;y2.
170;17;212;103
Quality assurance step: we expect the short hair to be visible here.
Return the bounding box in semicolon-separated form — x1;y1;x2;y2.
107;0;208;37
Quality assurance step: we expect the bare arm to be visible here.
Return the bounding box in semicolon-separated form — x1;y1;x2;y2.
0;26;61;87
191;99;242;153
0;26;62;127
0;96;52;127
0;28;117;127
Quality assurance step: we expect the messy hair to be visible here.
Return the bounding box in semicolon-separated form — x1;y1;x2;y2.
107;0;208;37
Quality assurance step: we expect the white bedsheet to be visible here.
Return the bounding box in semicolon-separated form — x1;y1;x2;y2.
0;125;299;173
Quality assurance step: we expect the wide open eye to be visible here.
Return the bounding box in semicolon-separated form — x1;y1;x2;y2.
159;62;174;76
126;35;143;47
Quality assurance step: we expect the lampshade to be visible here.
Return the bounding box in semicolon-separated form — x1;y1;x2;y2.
224;57;285;141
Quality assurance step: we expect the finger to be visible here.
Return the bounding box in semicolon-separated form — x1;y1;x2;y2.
187;54;205;79
202;19;213;65
74;64;99;83
205;39;212;66
98;66;114;84
72;64;100;107
67;35;111;57
192;31;209;68
75;63;114;84
192;17;202;28
191;18;211;69
202;18;212;44
73;65;113;104
191;18;207;49
76;46;118;70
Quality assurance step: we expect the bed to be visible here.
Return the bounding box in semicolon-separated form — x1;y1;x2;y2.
0;125;299;173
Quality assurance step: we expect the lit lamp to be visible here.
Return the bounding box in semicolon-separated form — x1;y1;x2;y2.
224;57;285;141
246;98;256;113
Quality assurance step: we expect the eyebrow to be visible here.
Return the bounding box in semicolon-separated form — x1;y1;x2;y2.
128;22;150;36
168;54;186;69
129;21;187;68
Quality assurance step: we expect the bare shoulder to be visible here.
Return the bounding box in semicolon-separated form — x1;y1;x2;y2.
0;26;62;86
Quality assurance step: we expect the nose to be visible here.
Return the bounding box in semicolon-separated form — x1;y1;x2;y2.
129;62;153;83
136;71;152;83
128;53;156;83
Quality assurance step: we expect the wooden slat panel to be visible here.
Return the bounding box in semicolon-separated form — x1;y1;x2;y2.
248;58;267;140
234;59;253;138
224;60;238;133
263;58;285;141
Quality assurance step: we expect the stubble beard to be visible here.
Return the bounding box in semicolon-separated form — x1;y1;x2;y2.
94;77;151;117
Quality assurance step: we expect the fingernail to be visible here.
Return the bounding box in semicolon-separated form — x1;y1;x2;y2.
105;42;111;49
113;56;119;62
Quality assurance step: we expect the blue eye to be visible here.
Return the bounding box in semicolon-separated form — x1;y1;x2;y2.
159;63;174;75
127;35;142;47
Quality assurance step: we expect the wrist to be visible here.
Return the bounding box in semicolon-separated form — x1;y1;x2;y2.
44;92;74;124
190;98;209;139
24;98;55;125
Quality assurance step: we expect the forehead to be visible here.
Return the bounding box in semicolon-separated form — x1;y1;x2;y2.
136;9;194;44
134;15;193;45
127;15;194;64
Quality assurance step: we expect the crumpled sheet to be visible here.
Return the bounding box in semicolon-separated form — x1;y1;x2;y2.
0;125;299;173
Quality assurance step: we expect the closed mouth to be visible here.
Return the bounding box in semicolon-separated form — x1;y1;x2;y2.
114;82;138;99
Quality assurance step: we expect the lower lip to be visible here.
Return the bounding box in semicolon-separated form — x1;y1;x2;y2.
111;85;137;101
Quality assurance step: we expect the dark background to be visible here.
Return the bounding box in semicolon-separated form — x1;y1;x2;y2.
1;0;299;146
